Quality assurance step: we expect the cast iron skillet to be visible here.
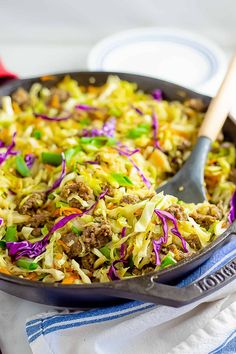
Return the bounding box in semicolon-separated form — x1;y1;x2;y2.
0;72;236;308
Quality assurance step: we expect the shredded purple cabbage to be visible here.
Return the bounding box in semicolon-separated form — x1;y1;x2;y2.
120;226;127;258
152;210;168;264
152;239;162;265
9;150;18;156
116;146;151;188
155;210;188;251
130;158;151;189
46;153;66;194
152;112;162;151
116;145;140;157
83;160;100;165
153;209;188;265
7;239;49;260
75;104;98;111
228;189;236;224
82;117;116;138
81;128;101;137
0;218;3;226
108;260;127;281
108;261;121;281
155;210;169;243
24;154;36;169
9;189;16;195
34;113;71;121
0;138;18;157
0;132;17;165
102;117;116;137
7;189;108;260
134;107;143;115
0;139;17;153
108;227;127;280
152;89;162;101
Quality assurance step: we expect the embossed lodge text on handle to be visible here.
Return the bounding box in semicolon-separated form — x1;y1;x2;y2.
195;259;236;292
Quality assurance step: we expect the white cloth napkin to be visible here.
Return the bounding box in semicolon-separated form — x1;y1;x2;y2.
27;287;236;354
25;238;236;354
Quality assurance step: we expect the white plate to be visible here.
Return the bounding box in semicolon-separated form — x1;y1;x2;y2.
88;28;227;95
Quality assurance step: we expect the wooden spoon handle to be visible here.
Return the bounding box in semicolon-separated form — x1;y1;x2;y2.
198;53;236;140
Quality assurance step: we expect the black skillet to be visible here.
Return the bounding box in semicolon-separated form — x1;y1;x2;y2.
0;72;235;308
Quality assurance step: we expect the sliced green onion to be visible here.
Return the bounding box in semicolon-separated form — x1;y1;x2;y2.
80;137;97;145
127;123;150;139
71;225;82;236
16;155;31;177
160;252;177;269
109;107;121;117
0;226;17;248
41;225;48;236
80;136;116;148
5;226;17;242
99;246;110;259
64;146;81;163
128;255;134;268
0;240;6;249
16;258;38;270
106;137;116;146
111;173;133;186
79;118;91;126
33;130;42;139
41;152;62;166
55;201;68;208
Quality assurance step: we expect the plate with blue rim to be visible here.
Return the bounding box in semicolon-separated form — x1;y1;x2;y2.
88;27;227;95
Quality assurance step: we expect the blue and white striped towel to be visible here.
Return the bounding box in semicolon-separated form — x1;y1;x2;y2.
26;238;236;354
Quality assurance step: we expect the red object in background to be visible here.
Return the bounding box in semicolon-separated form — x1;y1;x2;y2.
0;59;18;80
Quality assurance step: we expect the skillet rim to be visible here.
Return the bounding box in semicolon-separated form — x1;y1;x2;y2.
0;70;235;290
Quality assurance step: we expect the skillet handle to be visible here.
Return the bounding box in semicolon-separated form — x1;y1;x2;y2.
148;256;236;307
105;256;236;307
101;225;236;307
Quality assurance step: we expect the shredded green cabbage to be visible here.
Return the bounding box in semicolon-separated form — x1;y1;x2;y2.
0;75;234;283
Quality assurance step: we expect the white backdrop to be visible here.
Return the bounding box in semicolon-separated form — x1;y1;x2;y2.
0;0;235;76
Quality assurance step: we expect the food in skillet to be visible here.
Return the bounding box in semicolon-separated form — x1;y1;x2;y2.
0;75;235;284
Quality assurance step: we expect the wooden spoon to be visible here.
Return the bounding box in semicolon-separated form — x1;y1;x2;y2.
156;54;236;203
